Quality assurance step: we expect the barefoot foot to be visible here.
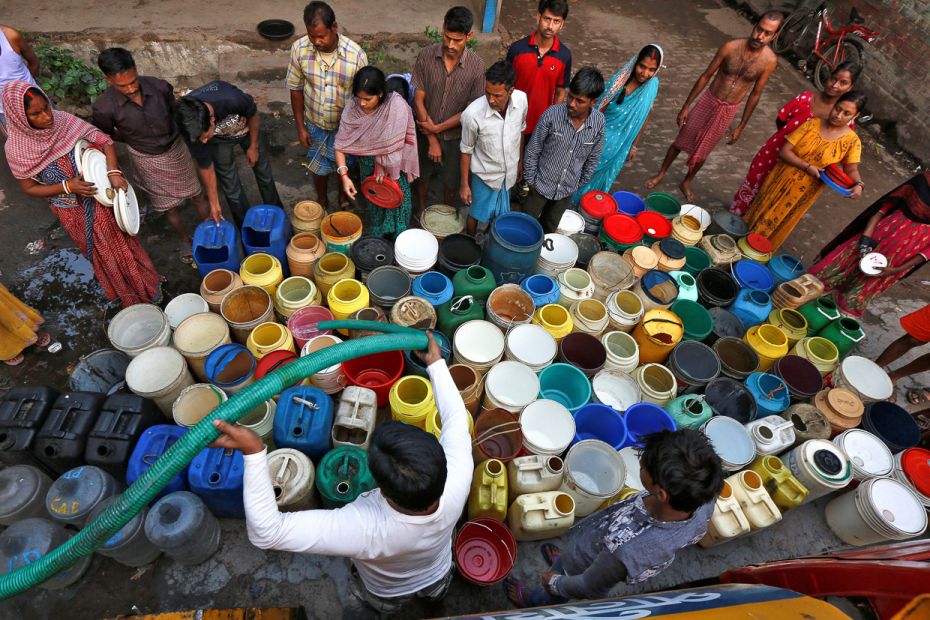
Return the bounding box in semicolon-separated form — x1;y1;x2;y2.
645;174;664;190
680;178;696;203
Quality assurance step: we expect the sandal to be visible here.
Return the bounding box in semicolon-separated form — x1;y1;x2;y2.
503;575;530;608
35;331;52;348
907;388;930;406
540;543;561;566
3;354;24;366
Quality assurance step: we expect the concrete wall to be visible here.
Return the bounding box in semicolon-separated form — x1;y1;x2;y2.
747;0;930;163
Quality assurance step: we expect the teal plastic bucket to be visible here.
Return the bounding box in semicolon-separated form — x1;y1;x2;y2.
538;363;591;412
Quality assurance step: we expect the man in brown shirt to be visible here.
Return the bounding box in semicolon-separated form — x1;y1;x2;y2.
411;6;485;215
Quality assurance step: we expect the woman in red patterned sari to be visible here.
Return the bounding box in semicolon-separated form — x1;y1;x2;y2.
3;80;160;308
729;62;860;216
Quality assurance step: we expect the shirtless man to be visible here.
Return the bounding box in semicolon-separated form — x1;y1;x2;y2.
646;12;782;202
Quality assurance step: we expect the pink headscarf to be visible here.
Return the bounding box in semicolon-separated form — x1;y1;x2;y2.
2;80;111;179
334;92;419;182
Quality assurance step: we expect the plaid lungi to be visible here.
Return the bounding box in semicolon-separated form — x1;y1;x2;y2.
127;136;202;212
672;90;741;171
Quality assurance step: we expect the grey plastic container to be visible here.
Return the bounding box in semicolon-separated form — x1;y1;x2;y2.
0;518;92;589
45;465;120;528
87;497;161;567
144;491;221;565
0;465;53;525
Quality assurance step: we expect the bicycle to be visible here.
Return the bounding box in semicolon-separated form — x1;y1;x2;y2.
772;2;880;91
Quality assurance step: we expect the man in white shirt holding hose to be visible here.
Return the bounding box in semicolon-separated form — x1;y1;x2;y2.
211;332;473;615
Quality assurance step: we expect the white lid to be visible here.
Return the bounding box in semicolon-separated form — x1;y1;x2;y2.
618;447;645;490
557;210;585;233
485;361;540;407
836;429;894;476
702;417;755;465
125;346;186;392
840;356;893;400
394;229;438;264
859;252;887;275
453;320;504;364
507;324;556;365
866;477;929;535
520;400;575;451
540;233;579;265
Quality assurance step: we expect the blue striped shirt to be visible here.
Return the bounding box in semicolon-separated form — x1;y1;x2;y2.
523;103;605;200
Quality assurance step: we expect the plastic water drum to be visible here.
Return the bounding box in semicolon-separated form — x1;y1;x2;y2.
188;447;245;518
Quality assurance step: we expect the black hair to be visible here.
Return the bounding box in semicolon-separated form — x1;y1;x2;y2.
538;0;569;19
444;6;474;35
368;421;447;512
614;46;661;106
23;87;46;113
304;1;336;28
758;10;786;26
837;90;867;113
385;76;410;102
832;60;862;83
352;66;387;102
569;66;605;100
485;60;516;89
174;96;211;142
97;47;136;77
639;428;725;513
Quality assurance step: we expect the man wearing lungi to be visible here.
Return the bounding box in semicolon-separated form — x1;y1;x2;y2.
646;11;782;203
93;48;214;262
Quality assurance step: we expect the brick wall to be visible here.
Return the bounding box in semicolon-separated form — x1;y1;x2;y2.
761;0;930;162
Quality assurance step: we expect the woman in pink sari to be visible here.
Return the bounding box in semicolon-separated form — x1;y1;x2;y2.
729;61;860;216
334;66;419;237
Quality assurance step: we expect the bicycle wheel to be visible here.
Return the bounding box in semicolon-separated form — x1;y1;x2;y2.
773;9;813;54
813;39;863;90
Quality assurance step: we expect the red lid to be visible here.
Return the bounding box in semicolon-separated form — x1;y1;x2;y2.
255;349;301;384
603;213;643;244
454;518;517;585
360;175;404;209
745;232;773;254
580;190;618;220
825;163;854;187
636;210;672;239
901;448;930;498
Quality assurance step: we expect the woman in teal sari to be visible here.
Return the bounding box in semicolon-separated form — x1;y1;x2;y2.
573;44;663;202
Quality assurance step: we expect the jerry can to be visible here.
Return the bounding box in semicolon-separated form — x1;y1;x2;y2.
315;446;376;508
193;219;242;278
188;447;245;518
273;386;334;461
267;448;317;511
87;496;161;567
242;204;292;266
507;491;576;541
34;391;105;475
666;395;713;429
748;455;809;511
699;481;751;547
0;465;53;525
727;470;782;531
85;393;162;477
144;491;221;566
126;425;189;501
0;518;91;589
0;385;59;473
45;465;120;528
331;387;377;451
468;459;508;522
745;415;796;456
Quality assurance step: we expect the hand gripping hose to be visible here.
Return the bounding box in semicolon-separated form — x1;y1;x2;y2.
0;320;428;599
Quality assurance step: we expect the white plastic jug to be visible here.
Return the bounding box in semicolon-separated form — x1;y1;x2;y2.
507;454;565;500
699;481;750;548
507;491;576;541
332;387;378;450
727;470;782;531
745;415;796;456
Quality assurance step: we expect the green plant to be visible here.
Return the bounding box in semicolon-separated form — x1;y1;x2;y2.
424;26;478;49
360;42;387;66
32;37;107;105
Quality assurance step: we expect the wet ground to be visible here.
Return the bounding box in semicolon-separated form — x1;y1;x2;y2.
1;0;929;618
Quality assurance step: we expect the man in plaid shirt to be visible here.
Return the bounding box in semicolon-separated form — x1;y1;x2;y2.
287;1;367;210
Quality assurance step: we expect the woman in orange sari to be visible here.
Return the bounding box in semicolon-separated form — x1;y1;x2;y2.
744;91;865;251
0;283;50;366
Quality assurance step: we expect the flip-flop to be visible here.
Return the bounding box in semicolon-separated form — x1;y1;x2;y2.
503;575;530;608
906;388;930;405
540;543;561;566
3;354;24;366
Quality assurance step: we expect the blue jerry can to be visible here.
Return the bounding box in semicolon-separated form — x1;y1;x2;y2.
193;220;243;278
242;205;292;268
126;425;189;500
273;386;334;461
188;447;245;518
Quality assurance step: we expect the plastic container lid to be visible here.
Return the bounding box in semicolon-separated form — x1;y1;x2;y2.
901;448;930;498
603;213;643;244
360;176;403;209
520;400;575;452
837;429;894;476
629;245;658;269
865;477;928;535
745;233;773;255
618;447;645;490
507;324;557;366
485;361;540;407
658;237;686;260
840;357;894;401
580;191;618;219
823;387;864;419
636;210;672;238
453;320;505;364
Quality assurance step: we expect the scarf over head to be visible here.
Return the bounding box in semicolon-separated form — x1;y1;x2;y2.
598;44;664;109
2;80;110;179
334;92;419;182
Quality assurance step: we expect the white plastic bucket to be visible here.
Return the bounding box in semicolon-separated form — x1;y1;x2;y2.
453;320;505;375
164;294;210;331
701;417;756;471
633;363;677;406
520;399;576;456
832;356;893;403
535;233;578;277
825;477;928;546
172;383;228;428
605;290;644;332
107;304;170;358
125;346;194;416
482;361;540;414
394;228;439;273
601;331;640;373
555;210;586;237
300;334;345;394
505;324;557;372
560;440;625;517
833;428;894;481
784;439;851;503
238;399;277;449
592;369;641;412
172;312;232;382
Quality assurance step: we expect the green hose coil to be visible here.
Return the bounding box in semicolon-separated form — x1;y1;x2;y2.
0;320;428;599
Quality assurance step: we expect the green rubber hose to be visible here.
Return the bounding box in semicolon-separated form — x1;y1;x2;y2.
0;320;428;599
